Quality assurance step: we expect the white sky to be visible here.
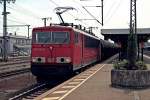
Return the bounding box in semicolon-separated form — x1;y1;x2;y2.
0;0;150;38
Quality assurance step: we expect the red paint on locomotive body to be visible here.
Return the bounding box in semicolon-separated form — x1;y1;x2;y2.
31;25;101;78
32;44;72;64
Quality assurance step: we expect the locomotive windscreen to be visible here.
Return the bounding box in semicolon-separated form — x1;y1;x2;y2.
33;31;70;44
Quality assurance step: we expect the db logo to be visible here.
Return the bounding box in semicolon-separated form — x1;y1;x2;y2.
49;46;53;50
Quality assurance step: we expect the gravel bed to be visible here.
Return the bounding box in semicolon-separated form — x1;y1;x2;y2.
0;73;36;100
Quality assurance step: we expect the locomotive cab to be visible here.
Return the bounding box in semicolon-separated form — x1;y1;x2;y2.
31;26;73;78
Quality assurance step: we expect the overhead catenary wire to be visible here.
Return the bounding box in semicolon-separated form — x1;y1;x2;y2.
72;0;89;16
0;13;34;28
7;14;38;26
7;3;41;19
82;6;102;25
14;3;41;19
103;1;117;20
71;0;102;26
2;3;42;27
1;0;93;29
49;0;59;6
0;13;31;34
73;0;123;26
7;18;28;25
69;0;102;35
104;0;123;24
0;3;37;28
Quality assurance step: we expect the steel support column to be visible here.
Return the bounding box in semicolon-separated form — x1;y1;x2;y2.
1;0;15;61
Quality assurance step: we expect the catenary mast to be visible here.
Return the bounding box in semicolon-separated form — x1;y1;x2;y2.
0;0;15;61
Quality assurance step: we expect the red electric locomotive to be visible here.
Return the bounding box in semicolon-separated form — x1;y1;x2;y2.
31;24;100;78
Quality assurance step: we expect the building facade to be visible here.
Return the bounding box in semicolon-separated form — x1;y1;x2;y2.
0;33;31;56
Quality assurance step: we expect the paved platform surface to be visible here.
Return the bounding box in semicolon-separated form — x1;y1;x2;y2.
35;55;150;100
62;64;150;100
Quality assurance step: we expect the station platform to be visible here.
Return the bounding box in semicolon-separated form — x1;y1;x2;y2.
35;56;150;100
63;64;150;100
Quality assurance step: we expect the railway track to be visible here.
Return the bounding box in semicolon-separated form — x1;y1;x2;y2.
0;62;30;75
8;55;117;100
0;56;30;78
0;56;30;66
0;68;30;79
8;63;103;100
7;66;103;99
0;56;29;61
8;79;69;100
9;83;48;100
0;60;30;67
0;59;30;79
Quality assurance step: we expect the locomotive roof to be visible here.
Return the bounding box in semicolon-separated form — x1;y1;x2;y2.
73;28;100;40
33;25;100;40
32;25;72;31
33;25;119;47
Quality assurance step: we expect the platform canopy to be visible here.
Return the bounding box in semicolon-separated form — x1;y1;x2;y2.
101;28;150;43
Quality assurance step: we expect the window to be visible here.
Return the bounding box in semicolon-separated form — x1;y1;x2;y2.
34;31;70;44
26;40;30;45
22;40;25;45
36;32;51;43
84;36;99;48
52;32;69;44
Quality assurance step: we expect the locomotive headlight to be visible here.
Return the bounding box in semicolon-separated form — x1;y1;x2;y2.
32;57;45;63
56;57;71;63
65;57;71;63
32;57;37;62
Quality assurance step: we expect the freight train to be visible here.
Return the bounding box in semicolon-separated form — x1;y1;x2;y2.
31;24;118;79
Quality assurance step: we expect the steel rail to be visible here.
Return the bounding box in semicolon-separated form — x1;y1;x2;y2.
0;68;30;79
0;60;30;67
9;83;47;100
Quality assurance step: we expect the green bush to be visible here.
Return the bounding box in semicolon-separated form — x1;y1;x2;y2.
113;60;147;70
113;60;128;70
135;61;147;70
